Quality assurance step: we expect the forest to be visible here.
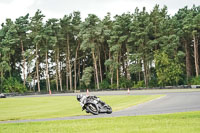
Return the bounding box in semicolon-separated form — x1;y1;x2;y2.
0;5;200;93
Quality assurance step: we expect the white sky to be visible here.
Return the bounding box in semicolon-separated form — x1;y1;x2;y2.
0;0;199;24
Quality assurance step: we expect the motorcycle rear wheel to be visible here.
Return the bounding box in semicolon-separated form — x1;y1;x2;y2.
86;104;99;115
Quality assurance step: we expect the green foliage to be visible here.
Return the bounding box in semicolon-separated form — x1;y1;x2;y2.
110;84;117;89
99;79;110;89
81;67;93;88
149;77;159;87
3;77;27;93
119;77;133;88
0;5;200;92
189;76;200;85
133;81;145;88
154;51;184;86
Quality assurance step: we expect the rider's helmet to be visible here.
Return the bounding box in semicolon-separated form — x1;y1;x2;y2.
77;94;83;101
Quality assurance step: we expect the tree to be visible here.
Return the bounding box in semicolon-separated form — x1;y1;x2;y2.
0;49;11;92
15;14;30;86
0;5;199;92
60;14;73;90
29;10;45;92
39;18;59;92
192;10;200;77
0;19;16;92
154;51;184;86
129;7;153;87
174;7;193;80
79;14;101;89
71;11;82;91
48;18;63;91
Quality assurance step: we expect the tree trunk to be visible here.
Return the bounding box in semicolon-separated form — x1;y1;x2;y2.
57;49;62;91
193;34;199;77
122;55;126;77
111;68;113;87
36;43;40;92
117;67;119;89
45;52;50;92
33;72;36;92
138;60;142;81
66;57;69;90
67;34;73;90
116;53;119;89
59;61;63;91
0;71;3;93
104;47;108;72
143;56;148;88
27;63;31;91
126;51;131;80
78;60;81;88
8;54;11;78
74;42;80;91
55;52;59;91
21;40;26;86
184;39;192;80
94;67;97;89
109;51;113;88
126;61;131;80
92;50;100;89
98;51;103;83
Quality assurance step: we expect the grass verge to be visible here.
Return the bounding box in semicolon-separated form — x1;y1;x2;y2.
0;95;162;121
0;111;200;133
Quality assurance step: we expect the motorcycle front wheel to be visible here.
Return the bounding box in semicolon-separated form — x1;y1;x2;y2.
86;103;99;115
106;105;112;114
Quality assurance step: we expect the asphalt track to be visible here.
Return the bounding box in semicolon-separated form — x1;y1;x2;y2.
1;89;200;123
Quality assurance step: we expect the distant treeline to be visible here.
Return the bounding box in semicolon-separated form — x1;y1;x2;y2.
0;5;200;93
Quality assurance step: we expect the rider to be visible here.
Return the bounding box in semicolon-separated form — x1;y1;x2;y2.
77;94;87;107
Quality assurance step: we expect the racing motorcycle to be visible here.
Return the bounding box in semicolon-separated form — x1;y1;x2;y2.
77;94;112;115
0;93;6;98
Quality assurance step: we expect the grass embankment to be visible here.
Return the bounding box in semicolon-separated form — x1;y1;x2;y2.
0;95;162;121
0;111;200;133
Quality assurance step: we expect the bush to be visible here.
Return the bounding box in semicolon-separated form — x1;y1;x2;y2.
3;77;27;93
99;80;110;89
149;78;158;87
189;76;200;85
119;77;133;88
133;80;145;88
110;84;117;89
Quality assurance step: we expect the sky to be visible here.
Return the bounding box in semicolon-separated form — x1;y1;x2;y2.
0;0;199;24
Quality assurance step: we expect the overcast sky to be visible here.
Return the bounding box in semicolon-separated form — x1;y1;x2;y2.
0;0;199;24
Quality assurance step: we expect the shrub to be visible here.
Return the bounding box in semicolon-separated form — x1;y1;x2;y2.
149;78;158;87
133;80;145;88
110;84;117;89
99;80;110;89
189;76;200;85
3;77;27;93
119;77;133;88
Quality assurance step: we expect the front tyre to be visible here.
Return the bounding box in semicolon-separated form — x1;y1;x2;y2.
86;103;99;115
106;105;112;114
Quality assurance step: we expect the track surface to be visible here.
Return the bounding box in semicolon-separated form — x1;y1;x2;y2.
1;89;200;123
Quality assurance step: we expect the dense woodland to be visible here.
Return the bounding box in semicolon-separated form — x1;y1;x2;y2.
0;5;200;93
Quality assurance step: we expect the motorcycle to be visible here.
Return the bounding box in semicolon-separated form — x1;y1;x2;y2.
77;94;112;115
0;93;6;98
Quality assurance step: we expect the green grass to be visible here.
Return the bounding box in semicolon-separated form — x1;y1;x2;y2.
0;111;200;133
0;95;162;121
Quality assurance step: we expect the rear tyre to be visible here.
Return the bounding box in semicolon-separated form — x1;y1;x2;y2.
86;104;99;115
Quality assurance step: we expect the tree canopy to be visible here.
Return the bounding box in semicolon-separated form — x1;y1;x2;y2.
0;5;200;93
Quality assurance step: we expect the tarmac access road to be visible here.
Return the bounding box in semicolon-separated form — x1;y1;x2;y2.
1;89;200;123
